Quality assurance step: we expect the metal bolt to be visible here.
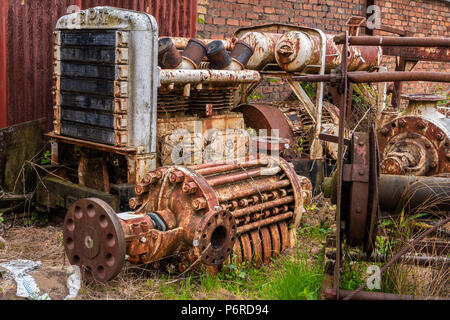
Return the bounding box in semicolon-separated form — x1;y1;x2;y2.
192;197;207;211
169;170;185;183
182;181;198;194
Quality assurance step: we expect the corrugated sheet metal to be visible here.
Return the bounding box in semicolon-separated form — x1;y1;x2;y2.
0;0;197;128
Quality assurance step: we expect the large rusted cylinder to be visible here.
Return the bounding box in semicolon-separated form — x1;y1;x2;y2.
275;32;379;73
63;156;312;282
237;31;282;70
378;174;450;212
324;174;450;213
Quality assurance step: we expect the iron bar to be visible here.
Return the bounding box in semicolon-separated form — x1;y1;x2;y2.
236;211;293;234
334;35;450;47
291;72;450;83
325;288;448;300
233;196;295;218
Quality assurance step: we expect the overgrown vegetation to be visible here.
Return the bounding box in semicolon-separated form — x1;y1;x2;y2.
338;211;449;298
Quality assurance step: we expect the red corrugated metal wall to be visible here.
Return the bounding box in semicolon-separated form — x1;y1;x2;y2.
0;0;197;128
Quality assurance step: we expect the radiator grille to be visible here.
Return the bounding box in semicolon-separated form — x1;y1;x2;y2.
54;30;129;146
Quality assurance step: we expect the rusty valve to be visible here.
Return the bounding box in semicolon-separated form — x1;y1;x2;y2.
63;156;312;282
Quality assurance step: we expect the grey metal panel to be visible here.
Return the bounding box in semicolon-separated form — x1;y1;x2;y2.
60;47;117;63
60;30;117;46
60;120;115;145
60;77;115;95
61;62;117;80
60;93;115;113
60;108;114;128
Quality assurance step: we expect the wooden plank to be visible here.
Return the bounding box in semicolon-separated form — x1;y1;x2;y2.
36;176;120;211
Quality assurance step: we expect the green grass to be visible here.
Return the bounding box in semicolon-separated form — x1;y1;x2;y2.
152;237;326;300
259;252;324;300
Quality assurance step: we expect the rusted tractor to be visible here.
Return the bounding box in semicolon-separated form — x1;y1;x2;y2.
63;156;312;282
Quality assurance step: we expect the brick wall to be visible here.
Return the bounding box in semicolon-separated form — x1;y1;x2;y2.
197;0;449;103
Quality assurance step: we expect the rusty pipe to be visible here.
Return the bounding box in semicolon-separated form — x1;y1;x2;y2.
378;175;450;212
159;69;261;84
334;35;450;47
233;196;295;218
206;166;281;187
236;211;293;234
196;159;268;176
325;174;450;212
217;179;291;202
291;71;450;83
325;288;448;300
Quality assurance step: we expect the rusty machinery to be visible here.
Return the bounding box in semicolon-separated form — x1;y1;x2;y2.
38;6;450;284
65;156;312;282
293;32;450;300
39;7;317;282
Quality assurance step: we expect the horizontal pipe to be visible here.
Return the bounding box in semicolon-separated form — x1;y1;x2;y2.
159;69;261;84
334;35;450;47
233;195;295;218
237;211;293;234
325;288;448;300
218;179;291;202
291;71;450;83
326;250;450;267
379;175;450;212
196;159;268;176
206;167;264;187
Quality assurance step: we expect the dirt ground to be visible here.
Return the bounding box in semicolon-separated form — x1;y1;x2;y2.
0;199;333;300
0;198;447;300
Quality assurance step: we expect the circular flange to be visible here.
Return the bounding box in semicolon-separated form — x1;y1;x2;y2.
378;116;449;175
63;198;126;283
194;210;237;266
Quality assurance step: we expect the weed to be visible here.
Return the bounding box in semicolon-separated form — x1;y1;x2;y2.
260;249;324;300
40;150;51;165
23;211;38;227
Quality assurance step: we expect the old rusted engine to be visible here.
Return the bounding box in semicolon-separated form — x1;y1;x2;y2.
64;156;312;282
378;94;450;176
39;6;317;282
